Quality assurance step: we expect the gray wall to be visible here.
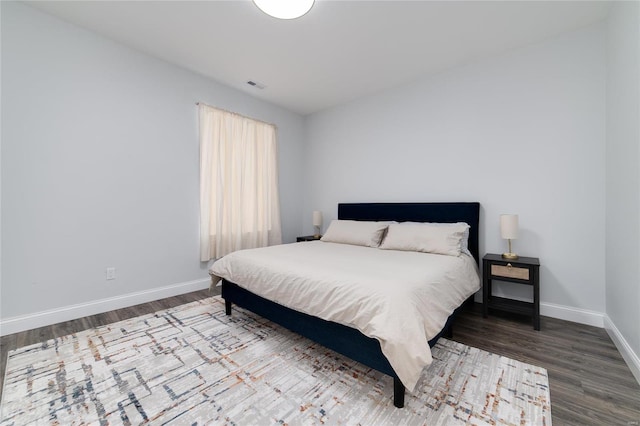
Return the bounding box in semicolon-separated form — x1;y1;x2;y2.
1;2;304;320
303;24;607;316
605;1;640;368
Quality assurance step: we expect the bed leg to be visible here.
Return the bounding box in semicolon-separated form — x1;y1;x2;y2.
445;324;453;338
225;299;232;315
393;377;405;408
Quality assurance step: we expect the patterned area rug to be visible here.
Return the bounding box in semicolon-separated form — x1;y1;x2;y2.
1;297;551;425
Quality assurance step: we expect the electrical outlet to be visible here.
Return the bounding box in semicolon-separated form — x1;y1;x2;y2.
106;267;116;280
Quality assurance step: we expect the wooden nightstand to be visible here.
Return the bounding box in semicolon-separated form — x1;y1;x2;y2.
482;253;541;330
296;235;322;242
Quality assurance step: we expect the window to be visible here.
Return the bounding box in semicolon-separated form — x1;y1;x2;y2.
199;104;282;261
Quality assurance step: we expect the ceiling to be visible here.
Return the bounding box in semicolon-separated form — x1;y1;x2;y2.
26;0;611;115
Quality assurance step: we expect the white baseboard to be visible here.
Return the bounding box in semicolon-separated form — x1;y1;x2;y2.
540;302;605;328
604;315;640;386
473;292;606;327
0;278;211;337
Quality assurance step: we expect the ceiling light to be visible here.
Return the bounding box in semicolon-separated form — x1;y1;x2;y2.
253;0;315;20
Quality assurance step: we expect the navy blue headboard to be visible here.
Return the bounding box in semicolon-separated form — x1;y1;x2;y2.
338;202;480;265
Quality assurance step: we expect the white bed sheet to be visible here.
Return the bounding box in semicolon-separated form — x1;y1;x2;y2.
209;241;480;392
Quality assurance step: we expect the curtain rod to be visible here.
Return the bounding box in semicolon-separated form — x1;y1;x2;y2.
196;102;277;128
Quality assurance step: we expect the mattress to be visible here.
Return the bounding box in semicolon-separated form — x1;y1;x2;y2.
209;240;480;391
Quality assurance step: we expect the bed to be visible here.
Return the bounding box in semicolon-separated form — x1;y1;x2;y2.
210;202;480;408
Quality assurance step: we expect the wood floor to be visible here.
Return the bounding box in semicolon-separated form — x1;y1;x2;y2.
1;289;639;425
453;307;640;426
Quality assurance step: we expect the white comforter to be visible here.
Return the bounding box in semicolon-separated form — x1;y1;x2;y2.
209;241;480;392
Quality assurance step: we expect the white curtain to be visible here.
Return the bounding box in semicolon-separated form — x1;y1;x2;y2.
199;104;282;261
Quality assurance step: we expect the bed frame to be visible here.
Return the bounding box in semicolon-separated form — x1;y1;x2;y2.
221;202;480;408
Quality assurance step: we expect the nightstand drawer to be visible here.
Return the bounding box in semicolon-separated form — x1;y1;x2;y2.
491;264;530;280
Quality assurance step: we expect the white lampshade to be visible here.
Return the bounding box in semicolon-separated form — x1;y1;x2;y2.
500;214;519;239
312;211;322;227
253;0;315;19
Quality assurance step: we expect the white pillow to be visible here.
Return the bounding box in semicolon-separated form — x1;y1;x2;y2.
396;221;472;256
320;220;392;247
380;222;470;256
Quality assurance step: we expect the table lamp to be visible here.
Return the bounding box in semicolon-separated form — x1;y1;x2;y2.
500;214;519;260
313;211;322;237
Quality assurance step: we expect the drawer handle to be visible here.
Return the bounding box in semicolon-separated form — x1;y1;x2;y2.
507;263;512;268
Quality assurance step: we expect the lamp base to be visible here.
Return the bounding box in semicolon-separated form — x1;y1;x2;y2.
502;252;519;260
